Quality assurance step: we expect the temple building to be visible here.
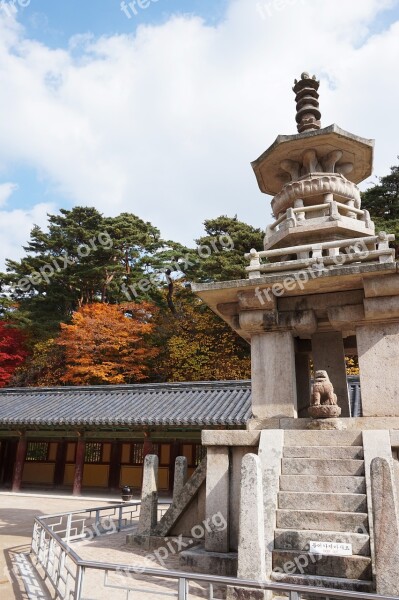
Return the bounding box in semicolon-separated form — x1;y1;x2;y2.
0;378;361;495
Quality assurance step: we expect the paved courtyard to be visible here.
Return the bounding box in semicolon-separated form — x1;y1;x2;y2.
0;492;222;600
0;492;117;600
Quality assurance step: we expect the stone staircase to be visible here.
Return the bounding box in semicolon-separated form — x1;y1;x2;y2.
271;430;374;593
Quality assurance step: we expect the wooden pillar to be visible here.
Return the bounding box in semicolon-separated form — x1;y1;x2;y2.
12;434;27;492
143;432;153;459
108;442;121;491
0;440;6;485
73;437;85;496
3;440;17;487
54;441;67;487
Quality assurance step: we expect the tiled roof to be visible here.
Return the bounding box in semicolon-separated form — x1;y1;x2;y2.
0;378;362;428
0;381;252;428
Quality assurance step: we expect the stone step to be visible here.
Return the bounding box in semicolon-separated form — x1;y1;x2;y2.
276;510;369;533
284;431;362;447
272;550;372;581
274;529;371;556
281;458;365;477
283;446;364;460
271;572;375;594
280;475;366;494
278;492;367;513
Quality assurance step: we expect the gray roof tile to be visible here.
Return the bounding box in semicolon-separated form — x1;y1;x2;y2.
0;381;252;428
0;378;361;428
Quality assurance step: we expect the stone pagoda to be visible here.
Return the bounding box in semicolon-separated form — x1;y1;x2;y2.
132;73;399;598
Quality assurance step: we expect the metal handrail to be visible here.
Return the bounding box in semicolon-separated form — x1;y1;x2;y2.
30;505;399;600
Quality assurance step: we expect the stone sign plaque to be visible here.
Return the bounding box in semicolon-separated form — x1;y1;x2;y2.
309;541;353;556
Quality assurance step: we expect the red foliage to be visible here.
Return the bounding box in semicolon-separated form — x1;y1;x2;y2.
0;322;28;387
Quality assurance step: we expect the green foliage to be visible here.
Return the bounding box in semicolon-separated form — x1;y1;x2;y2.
0;207;172;337
181;215;264;283
361;160;399;220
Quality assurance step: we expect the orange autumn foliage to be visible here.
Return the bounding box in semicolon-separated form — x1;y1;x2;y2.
58;302;158;385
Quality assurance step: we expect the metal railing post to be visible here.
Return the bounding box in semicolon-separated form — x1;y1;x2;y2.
74;565;84;600
290;592;300;600
118;506;122;532
66;513;72;543
178;577;188;600
95;510;100;534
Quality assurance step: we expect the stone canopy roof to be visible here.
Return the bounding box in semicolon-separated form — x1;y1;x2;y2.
0;379;362;429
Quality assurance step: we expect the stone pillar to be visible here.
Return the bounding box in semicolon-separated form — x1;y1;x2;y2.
363;430;394;579
138;454;159;535
173;456;187;503
258;430;284;579
357;322;399;417
205;446;229;552
229;446;248;551
311;331;351;417
12;435;27;492
251;332;297;419
371;457;399;596
295;352;311;418
73;437;85;496
229;454;267;600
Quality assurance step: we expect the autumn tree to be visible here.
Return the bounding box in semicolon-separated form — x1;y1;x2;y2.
1;207;171;338
151;287;251;382
10;339;66;388
0;321;28;387
58;302;159;385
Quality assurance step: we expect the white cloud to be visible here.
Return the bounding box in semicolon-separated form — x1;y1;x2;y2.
0;202;55;269
0;0;398;268
0;182;17;207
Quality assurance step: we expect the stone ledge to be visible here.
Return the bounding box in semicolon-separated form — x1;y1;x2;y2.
248;417;399;432
202;430;260;446
180;544;238;576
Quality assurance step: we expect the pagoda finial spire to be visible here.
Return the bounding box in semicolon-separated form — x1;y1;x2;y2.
293;72;321;134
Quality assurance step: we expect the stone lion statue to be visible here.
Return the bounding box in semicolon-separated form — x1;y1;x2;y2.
311;370;338;406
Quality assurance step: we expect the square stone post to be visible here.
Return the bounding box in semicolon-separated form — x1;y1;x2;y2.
228;453;267;600
173;456;188;503
357;322;399;417
311;331;351;417
205;446;229;552
138;454;159;535
251;332;297;419
258;430;284;580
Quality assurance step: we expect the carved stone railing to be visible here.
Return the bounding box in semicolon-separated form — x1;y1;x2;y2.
245;232;395;277
272;173;361;218
266;196;373;248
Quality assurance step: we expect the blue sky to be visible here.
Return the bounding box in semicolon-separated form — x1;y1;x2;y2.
1;0;399;268
17;0;229;46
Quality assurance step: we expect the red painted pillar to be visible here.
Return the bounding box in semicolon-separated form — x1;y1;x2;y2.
12;435;27;492
143;432;153;459
73;437;85;496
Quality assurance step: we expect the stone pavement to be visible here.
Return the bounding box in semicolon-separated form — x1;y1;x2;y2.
0;492;224;599
0;492;114;600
